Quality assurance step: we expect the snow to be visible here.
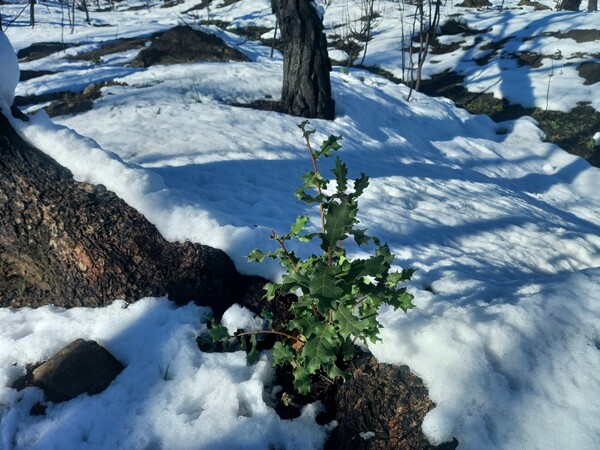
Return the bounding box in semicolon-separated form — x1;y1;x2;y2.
0;30;19;113
0;299;326;450
1;0;600;449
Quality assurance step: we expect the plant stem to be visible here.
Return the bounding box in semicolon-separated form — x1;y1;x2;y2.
302;133;326;234
235;329;305;344
271;229;300;273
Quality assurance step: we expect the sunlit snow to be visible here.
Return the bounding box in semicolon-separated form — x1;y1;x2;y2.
1;0;599;449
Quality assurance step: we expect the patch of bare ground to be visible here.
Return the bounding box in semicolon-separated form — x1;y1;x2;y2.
559;29;600;43
67;35;156;61
19;70;56;82
417;71;600;167
577;61;600;85
230;98;282;112
17;42;75;62
46;81;126;117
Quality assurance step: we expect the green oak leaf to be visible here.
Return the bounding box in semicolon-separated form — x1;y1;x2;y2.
333;304;369;339
332;156;348;192
272;341;294;365
322;202;356;251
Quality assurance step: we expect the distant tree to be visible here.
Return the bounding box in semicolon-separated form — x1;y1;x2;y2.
271;0;335;120
588;0;597;10
29;0;35;27
557;0;581;10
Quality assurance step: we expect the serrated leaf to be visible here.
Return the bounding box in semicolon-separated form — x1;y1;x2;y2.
288;314;321;338
317;134;343;158
350;228;378;246
292;364;312;394
291;215;308;235
333;304;369;339
322;202;356;251
376;243;394;265
341;338;356;361
243;334;260;365
386;268;415;287
301;324;338;374
283;215;309;240
332;156;348;192
389;289;415;312
347;255;386;280
298;120;316;138
300;170;325;190
247;249;266;263
294;187;319;204
261;310;273;329
207;319;230;341
325;361;350;382
281;271;310;294
272;341;294;365
401;267;417;280
297;232;317;242
264;282;278;301
309;266;342;299
353;174;370;198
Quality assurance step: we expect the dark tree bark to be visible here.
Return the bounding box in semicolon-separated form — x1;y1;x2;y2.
29;0;35;27
557;0;582;9
588;0;598;10
272;0;335;120
0;110;248;315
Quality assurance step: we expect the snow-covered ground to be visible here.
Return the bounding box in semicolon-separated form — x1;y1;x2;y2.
1;0;599;449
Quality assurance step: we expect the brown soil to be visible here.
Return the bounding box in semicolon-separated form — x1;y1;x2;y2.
131;25;249;67
577;61;600;85
559;28;600;43
19;70;56;82
68;35;156;62
418;71;600;166
17;42;75;62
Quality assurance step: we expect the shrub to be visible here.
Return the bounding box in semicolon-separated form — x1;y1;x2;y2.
212;122;415;394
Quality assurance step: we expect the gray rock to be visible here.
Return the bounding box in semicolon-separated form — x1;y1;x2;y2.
32;339;124;403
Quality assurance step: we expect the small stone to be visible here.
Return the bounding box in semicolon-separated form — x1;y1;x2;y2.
32;339;124;403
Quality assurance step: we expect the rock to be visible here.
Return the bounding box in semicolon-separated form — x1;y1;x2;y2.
325;353;458;450
31;339;124;403
131;25;249;67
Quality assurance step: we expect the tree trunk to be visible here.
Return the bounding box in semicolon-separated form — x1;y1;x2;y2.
557;0;582;10
272;0;335;120
29;0;35;27
0;110;248;315
588;0;598;10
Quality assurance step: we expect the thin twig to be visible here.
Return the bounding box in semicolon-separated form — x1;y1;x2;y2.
271;229;300;273
235;329;305;344
302;133;326;234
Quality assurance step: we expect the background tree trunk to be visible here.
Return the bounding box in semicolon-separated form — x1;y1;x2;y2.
0;111;249;315
588;0;597;10
29;0;35;27
557;0;582;10
272;0;335;120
